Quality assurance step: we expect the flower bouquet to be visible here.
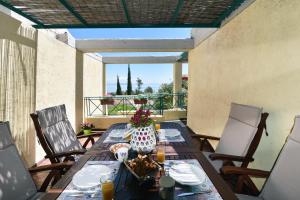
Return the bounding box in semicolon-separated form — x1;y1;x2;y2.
130;109;156;153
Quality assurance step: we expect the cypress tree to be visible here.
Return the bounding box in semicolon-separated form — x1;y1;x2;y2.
116;75;122;95
126;64;132;95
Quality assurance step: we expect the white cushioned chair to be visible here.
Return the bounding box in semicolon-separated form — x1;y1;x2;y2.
222;115;300;200
0;121;72;200
192;103;268;172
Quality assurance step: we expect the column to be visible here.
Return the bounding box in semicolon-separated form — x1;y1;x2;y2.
102;63;106;96
173;62;182;108
102;63;107;115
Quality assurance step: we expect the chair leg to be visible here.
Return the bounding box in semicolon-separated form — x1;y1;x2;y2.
83;137;91;148
199;139;207;151
39;170;59;192
90;136;95;145
236;175;246;193
51;170;62;186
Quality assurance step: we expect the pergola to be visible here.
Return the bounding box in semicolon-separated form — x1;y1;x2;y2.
0;0;246;29
0;0;249;98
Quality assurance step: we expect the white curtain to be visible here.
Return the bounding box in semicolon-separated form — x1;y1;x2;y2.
0;24;37;166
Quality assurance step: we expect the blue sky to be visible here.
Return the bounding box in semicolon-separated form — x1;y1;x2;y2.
69;28;190;91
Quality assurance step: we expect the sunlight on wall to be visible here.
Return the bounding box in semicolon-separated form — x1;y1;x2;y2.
188;0;300;188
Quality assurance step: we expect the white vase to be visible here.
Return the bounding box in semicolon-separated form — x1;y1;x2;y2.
130;125;156;153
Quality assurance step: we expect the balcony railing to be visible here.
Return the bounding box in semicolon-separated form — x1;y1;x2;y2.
84;93;187;117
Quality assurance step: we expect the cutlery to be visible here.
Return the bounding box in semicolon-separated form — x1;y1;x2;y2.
177;190;212;197
87;162;112;165
67;192;100;198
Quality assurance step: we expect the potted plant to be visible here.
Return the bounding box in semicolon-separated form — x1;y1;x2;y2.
129;109;156;153
81;122;95;135
101;97;114;105
134;96;147;104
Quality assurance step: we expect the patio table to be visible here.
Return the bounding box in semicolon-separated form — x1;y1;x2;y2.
42;121;237;200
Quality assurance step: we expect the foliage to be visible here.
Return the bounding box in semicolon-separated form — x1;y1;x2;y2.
154;82;173;110
135;77;143;94
130;109;153;128
182;79;188;92
158;82;173;94
126;65;133;95
81;122;94;130
116;75;122;95
144;86;153;94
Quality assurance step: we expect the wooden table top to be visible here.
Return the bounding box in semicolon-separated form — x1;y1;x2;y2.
42;122;237;200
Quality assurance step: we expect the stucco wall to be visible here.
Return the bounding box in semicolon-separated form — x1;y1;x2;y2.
188;0;300;187
0;12;37;166
36;30;78;126
35;30;79;161
83;54;103;97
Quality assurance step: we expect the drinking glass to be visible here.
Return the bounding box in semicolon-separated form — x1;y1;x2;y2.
157;146;165;164
101;174;115;200
159;176;175;200
155;123;161;131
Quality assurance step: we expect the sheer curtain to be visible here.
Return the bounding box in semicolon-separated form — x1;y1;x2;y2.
0;24;37;166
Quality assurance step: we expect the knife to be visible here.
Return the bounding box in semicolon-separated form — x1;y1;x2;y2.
177;190;211;197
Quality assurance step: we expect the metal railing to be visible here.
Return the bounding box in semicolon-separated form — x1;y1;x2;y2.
84;93;187;117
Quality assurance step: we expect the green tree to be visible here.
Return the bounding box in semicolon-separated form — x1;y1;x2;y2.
153;82;173;110
158;82;173;94
144;86;153;94
182;79;188;93
126;65;132;95
116;75;122;95
135;77;143;94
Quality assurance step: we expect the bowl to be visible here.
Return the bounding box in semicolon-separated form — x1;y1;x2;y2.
124;154;162;182
109;143;131;154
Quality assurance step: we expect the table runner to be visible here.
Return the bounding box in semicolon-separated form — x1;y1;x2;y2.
165;159;223;200
57;161;121;200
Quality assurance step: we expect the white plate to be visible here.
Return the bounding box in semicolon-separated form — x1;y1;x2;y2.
162;129;181;138
109;129;125;139
169;163;206;186
109;143;131;154
72;165;112;190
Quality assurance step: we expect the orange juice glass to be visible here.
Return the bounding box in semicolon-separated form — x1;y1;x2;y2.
155;123;161;131
102;181;114;200
157;146;165;164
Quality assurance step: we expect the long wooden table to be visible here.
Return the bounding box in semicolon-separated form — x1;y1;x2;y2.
42;122;237;200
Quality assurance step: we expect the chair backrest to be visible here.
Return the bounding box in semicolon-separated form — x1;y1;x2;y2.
260;116;300;200
33;104;83;157
0;121;37;200
215;103;263;165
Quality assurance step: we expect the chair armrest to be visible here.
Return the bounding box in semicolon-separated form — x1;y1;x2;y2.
191;134;221;141
209;153;254;162
221;166;270;178
28;161;74;173
45;149;86;159
77;131;103;139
